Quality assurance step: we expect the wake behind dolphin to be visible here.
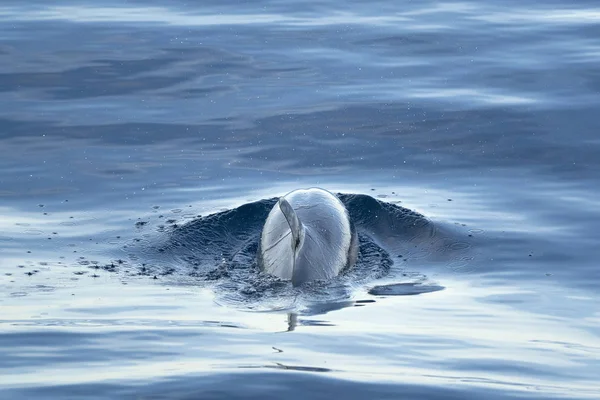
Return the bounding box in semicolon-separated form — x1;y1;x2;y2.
125;189;473;313
258;188;358;286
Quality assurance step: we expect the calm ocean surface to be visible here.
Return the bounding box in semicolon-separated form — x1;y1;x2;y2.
1;1;599;399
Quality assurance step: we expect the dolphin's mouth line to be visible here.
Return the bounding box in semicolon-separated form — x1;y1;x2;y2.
262;230;291;252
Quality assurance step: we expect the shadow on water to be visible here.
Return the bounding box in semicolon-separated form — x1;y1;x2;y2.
0;370;563;400
121;193;472;315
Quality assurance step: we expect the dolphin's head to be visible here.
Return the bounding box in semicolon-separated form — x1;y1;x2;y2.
258;188;358;286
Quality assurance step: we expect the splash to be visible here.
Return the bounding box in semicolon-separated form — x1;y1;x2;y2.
118;193;473;313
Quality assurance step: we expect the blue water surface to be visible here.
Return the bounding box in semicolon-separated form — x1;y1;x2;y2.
1;1;599;399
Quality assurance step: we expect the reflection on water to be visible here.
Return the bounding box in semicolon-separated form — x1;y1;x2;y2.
1;0;600;399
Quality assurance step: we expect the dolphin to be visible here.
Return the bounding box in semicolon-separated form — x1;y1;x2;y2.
257;187;358;286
